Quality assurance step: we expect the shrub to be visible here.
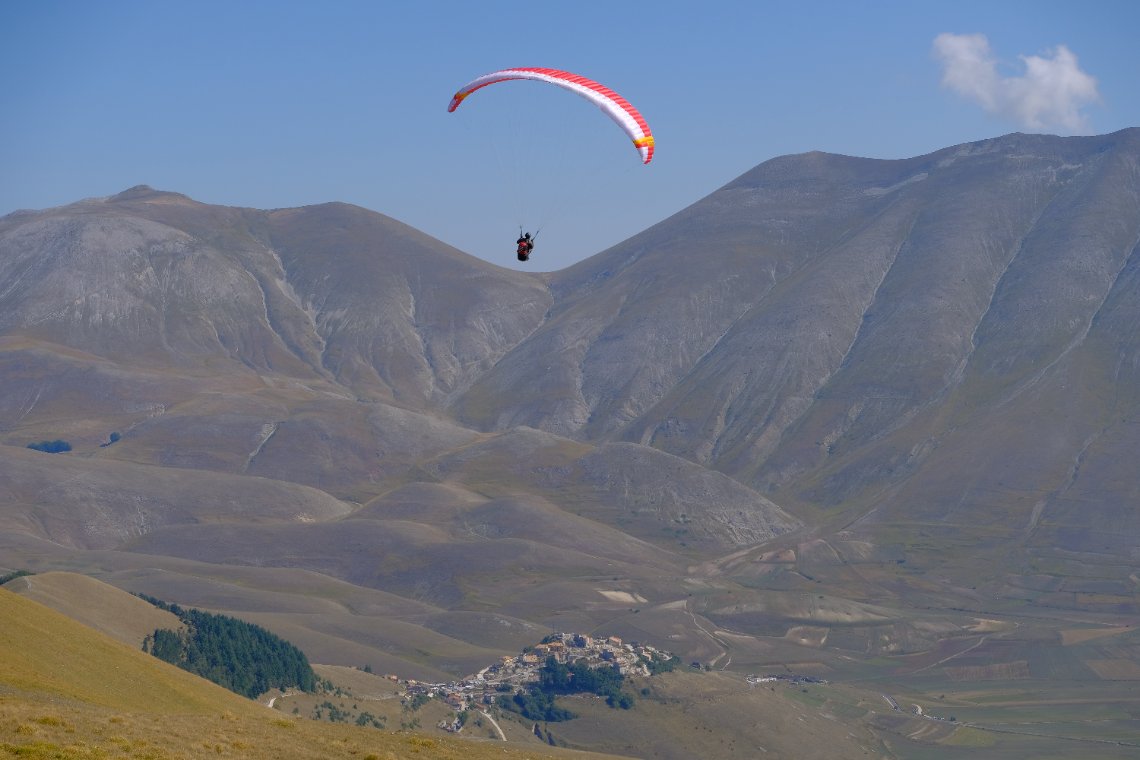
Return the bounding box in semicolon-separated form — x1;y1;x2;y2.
27;439;71;453
0;570;34;586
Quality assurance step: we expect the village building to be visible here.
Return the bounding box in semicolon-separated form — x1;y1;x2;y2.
406;630;675;732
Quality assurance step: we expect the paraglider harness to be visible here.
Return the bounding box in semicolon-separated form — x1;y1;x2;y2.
516;229;536;262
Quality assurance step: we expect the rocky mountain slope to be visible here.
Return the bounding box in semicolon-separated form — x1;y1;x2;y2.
457;129;1140;588
3;129;1140;691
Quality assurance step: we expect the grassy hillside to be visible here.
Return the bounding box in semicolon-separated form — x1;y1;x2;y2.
5;571;181;648
7;573;1140;759
0;589;627;760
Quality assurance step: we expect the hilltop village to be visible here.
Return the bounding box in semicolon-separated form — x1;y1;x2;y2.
398;632;676;723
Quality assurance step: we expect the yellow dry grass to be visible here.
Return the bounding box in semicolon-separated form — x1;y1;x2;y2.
6;572;181;648
1060;626;1134;646
1084;659;1140;680
0;589;231;714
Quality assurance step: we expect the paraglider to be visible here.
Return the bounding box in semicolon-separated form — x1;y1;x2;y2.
516;231;535;261
448;67;654;264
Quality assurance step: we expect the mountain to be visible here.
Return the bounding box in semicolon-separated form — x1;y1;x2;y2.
4;130;1140;756
457;129;1140;589
0;187;550;407
469;130;1140;485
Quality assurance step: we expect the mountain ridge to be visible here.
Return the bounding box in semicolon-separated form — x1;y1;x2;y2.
4;128;1140;708
5;130;1140;557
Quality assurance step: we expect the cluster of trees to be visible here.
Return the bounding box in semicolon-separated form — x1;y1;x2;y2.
498;656;635;722
26;433;120;452
0;570;34;585
499;689;577;722
26;439;71;453
139;595;316;699
539;657;628;702
644;653;681;675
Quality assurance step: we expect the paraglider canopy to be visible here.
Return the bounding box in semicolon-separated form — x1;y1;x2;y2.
448;67;654;164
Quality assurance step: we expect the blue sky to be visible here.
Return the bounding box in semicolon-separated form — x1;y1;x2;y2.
3;1;1138;272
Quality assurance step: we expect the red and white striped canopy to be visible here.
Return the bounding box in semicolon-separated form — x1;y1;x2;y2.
448;67;654;165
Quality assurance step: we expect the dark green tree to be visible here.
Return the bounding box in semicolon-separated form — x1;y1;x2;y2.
139;597;316;698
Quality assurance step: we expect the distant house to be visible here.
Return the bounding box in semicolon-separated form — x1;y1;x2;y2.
535;642;568;662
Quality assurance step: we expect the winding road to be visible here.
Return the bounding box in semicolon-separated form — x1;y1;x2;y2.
480;710;506;741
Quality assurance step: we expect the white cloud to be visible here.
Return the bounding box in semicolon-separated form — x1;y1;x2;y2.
932;33;1100;133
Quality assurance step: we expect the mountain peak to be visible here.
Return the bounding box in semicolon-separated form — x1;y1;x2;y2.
109;185;196;205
